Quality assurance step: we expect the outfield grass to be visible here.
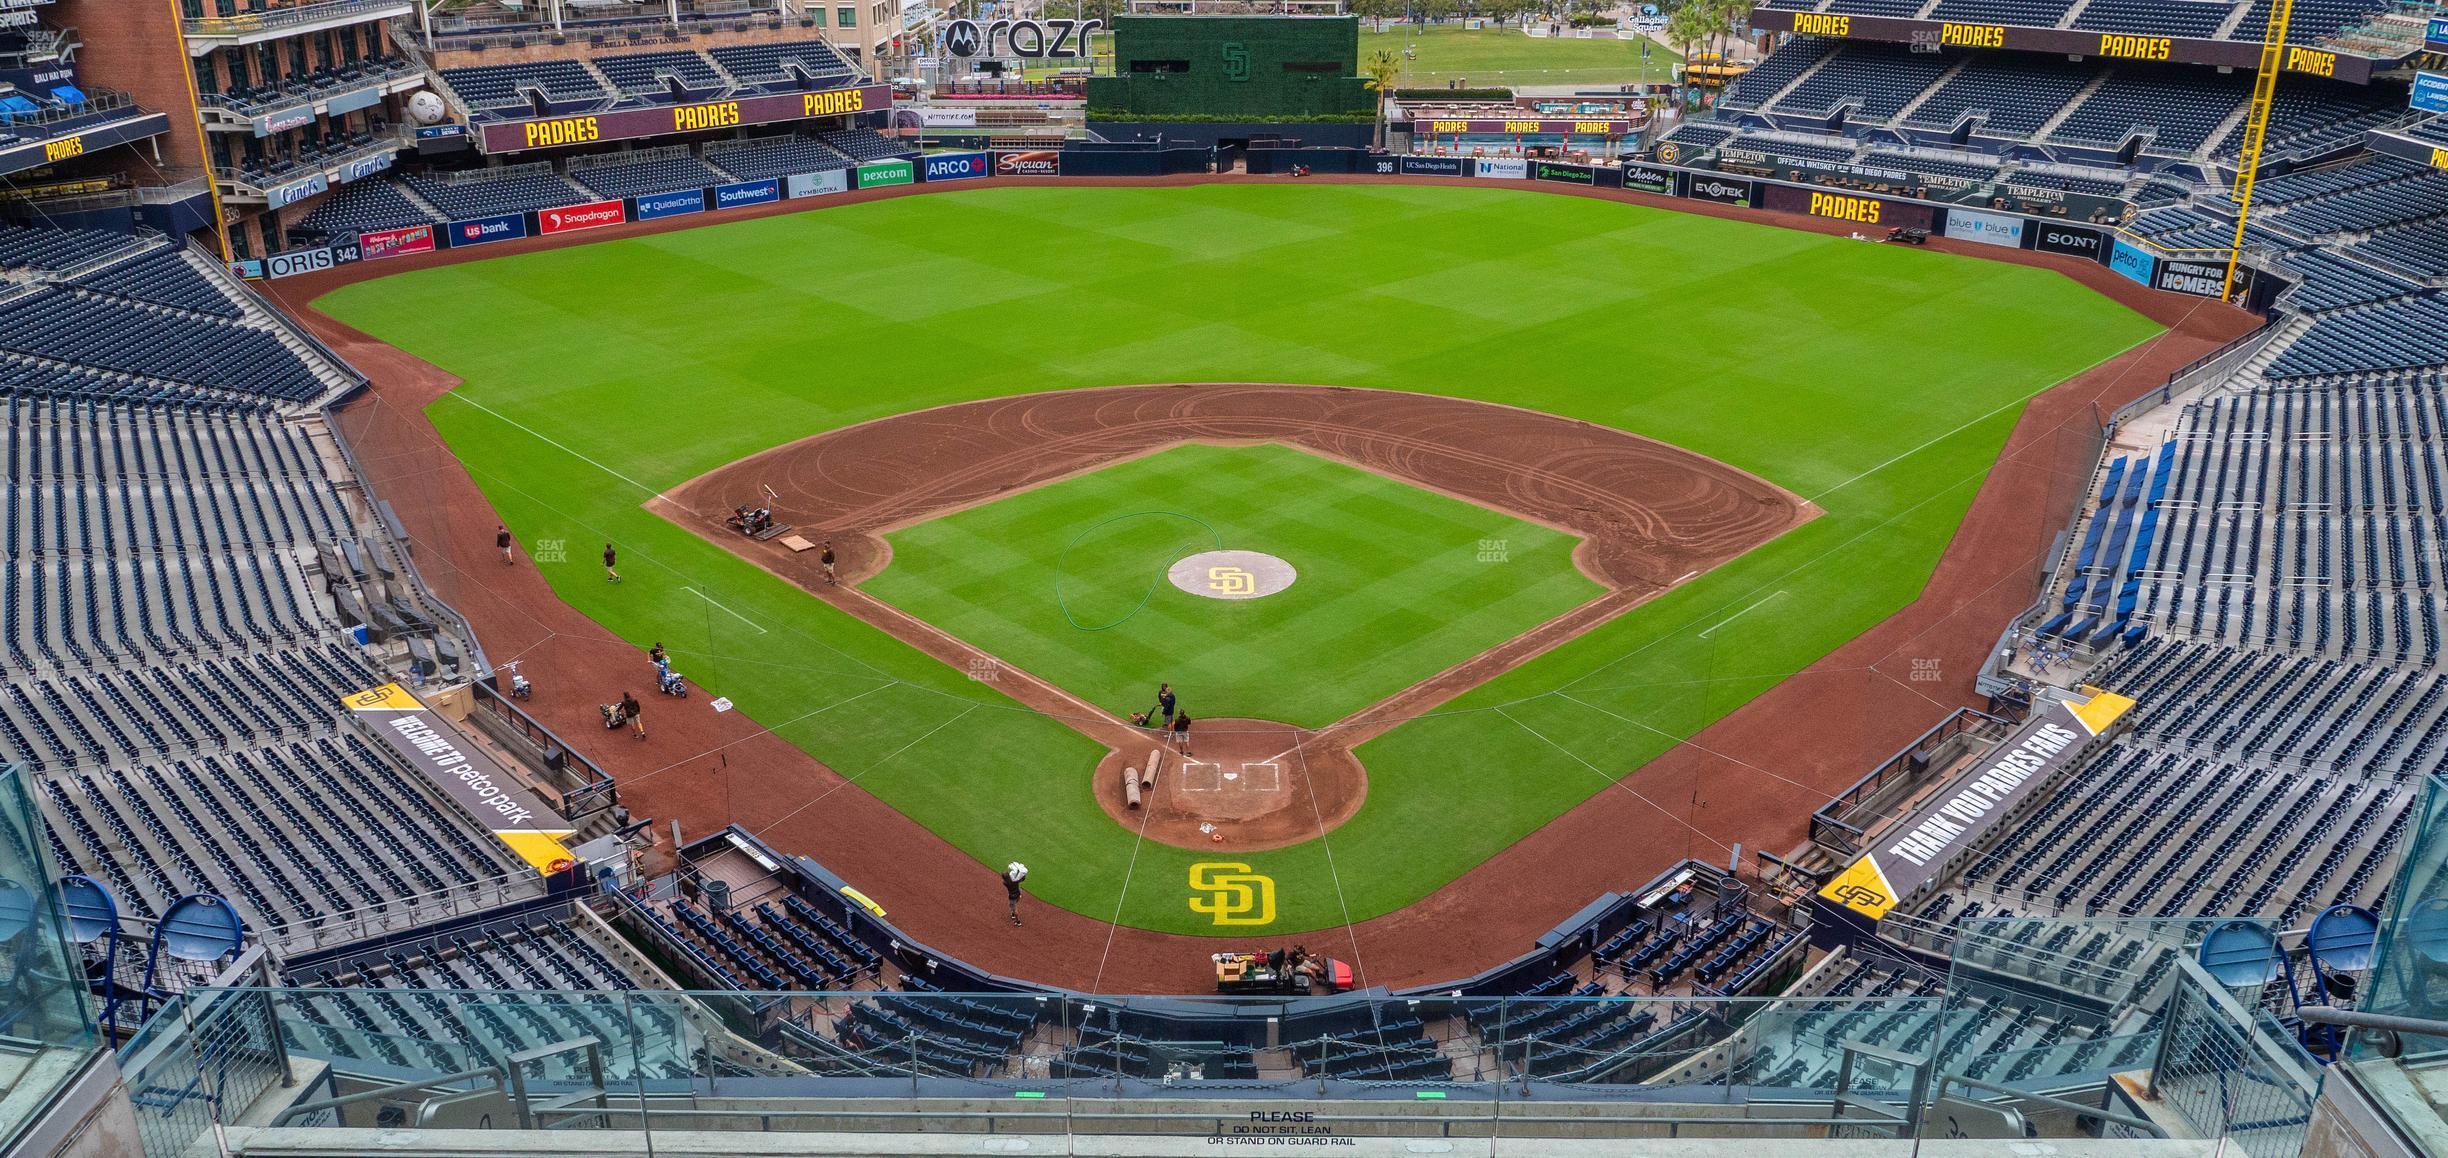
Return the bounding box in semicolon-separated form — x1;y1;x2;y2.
864;443;1603;728
1359;24;1678;89
316;183;2160;936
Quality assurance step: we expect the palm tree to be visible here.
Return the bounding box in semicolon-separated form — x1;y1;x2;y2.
1666;3;1713;110
1364;49;1402;149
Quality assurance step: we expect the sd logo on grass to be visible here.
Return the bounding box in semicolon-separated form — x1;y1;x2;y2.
1207;566;1257;596
1189;862;1276;926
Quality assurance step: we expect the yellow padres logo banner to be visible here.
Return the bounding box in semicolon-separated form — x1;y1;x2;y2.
1189;862;1276;925
1207;566;1257;596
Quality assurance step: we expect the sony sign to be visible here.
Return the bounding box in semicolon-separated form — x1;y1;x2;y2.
943;17;1102;59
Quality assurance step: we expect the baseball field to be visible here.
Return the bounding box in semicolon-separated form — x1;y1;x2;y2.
316;182;2161;936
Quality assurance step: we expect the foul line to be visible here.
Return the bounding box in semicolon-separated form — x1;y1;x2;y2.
1493;705;1731;857
1090;758;1164;996
752;702;974;836
1287;729;1369;992
448;392;666;501
1697;590;1785;639
682;585;769;634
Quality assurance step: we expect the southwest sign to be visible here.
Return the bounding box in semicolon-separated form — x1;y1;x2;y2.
477;84;892;154
1818;688;2134;920
1750;7;2380;82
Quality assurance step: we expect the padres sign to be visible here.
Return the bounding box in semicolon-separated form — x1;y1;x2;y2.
1189;862;1276;925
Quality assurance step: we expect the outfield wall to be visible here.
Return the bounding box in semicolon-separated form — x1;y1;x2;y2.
256;147;2275;311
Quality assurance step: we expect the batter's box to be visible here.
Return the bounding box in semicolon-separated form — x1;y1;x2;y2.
1180;760;1223;793
1242;761;1282;792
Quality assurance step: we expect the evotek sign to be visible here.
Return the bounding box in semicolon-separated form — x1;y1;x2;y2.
942;17;1101;58
1685;176;1754;207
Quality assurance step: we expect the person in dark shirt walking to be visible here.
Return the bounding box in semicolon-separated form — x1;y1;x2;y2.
621;691;643;739
603;542;621;583
820;540;837;585
1000;862;1028;926
497;525;514;565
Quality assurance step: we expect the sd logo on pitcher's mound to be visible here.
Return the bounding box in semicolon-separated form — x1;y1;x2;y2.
1170;550;1295;601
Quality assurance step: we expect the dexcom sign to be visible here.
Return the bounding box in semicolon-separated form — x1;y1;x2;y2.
922;152;990;182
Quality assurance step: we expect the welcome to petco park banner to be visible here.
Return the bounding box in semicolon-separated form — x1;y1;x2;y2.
477;84;891;153
1817;688;2135;921
344;683;579;876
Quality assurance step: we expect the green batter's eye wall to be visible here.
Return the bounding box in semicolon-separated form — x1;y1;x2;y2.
1085;15;1375;120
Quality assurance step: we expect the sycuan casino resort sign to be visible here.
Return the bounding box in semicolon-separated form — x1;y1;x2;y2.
478;84;891;153
1751;8;2382;82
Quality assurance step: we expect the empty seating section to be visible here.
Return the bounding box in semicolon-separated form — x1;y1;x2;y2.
816;128;910;162
2350;219;2448;279
1728;134;1857;164
572;152;729;200
2073;0;2237;37
284;914;686;1078
1737;954;2139;1091
1824;0;1925;16
298;178;440;238
1904;56;2096;136
592;49;727;96
2270;298;2448;377
708;40;856;90
2050;68;2246;153
405;168;589;221
1716;38;1835;111
2241;86;2401;160
2275;250;2419;314
1926;0;2079;25
75;251;246;319
705;134;852;181
0;287;326;402
0;226;156;273
1775;45;1953;120
438;60;609;111
2270;170;2448;237
644;890;881;995
2235;0;2391;42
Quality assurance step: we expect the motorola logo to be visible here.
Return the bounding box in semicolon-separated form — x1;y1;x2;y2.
944;19;983;57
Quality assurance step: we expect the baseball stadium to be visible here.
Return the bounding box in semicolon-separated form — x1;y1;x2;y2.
4;0;2448;1153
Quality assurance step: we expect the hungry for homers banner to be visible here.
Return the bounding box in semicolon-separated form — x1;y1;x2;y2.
344;683;578;875
1818;687;2136;921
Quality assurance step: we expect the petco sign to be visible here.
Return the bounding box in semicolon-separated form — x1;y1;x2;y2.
923;152;990;182
942;17;1101;58
538;199;627;235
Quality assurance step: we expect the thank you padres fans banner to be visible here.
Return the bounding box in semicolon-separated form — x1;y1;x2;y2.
1818;688;2134;920
345;683;578;876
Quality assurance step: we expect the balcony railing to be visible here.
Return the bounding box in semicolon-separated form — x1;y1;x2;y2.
182;0;415;41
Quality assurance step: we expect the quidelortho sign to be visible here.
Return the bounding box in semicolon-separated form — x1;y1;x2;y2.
635;188;705;220
1818;689;2134;920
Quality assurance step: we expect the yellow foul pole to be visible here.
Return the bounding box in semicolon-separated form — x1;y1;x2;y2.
2225;0;2296;301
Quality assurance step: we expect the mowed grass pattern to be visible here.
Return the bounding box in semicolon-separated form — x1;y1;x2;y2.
316;184;2161;936
865;443;1604;727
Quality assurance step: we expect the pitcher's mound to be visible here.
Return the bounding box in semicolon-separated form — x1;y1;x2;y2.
1169;550;1296;601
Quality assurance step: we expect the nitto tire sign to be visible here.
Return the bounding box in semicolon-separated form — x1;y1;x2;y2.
2033;223;2104;260
922;152;990;182
1685;176;1754;207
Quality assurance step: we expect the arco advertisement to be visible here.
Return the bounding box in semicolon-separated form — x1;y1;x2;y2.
921;152;990;182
